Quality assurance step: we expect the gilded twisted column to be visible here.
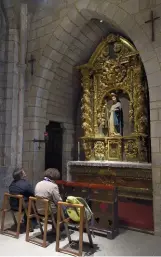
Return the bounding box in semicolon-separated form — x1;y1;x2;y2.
81;68;92;137
93;74;98;136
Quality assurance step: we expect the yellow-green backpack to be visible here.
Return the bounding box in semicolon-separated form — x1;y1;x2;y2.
66;196;93;223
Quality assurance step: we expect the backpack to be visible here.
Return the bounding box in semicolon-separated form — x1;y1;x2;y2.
66;196;93;223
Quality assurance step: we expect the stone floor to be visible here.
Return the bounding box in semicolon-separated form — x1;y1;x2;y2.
0;217;161;256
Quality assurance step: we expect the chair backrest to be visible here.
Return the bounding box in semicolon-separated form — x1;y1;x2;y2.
3;193;24;211
29;196;50;216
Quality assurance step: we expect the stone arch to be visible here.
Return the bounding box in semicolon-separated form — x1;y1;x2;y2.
25;0;161;235
28;1;158;119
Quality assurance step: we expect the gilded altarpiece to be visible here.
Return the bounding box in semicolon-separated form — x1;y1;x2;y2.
77;34;150;163
68;35;152;201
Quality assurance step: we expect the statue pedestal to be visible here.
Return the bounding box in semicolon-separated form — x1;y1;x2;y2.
67;161;152;200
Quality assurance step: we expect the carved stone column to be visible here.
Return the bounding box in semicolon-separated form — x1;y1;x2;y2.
17;4;28;167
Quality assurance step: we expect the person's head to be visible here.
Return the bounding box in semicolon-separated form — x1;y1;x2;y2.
12;168;26;181
44;168;60;181
111;93;118;103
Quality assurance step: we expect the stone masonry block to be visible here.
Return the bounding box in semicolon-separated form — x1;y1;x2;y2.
50;49;63;63
32;20;42;31
99;2;119;20
61;16;75;33
130;26;149;51
151;121;161;137
113;7;128;24
67;8;86;28
151;137;160;153
40;56;53;69
119;0;139;14
88;0;100;12
120;14;136;34
36;87;48;99
148;71;161;87
36;27;45;38
43;45;54;58
150;101;161;110
41;16;53;26
60;62;73;74
159;109;161;120
150;109;158;121
149;86;161;102
49;36;63;51
152;153;161;166
144;57;160;75
152;33;161;49
75;0;90;11
59;43;68;55
33;77;46;88
154;46;161;62
139;44;156;62
152;167;161;184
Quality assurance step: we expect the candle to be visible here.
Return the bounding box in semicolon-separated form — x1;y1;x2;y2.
78;141;80;161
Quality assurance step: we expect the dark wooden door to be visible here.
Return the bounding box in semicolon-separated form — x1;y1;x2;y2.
45;121;63;178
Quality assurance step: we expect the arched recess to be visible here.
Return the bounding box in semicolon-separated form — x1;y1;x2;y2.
24;0;161;235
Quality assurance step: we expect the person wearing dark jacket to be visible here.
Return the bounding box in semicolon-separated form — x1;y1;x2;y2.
9;168;36;228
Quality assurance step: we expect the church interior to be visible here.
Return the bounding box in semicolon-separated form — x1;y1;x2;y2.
1;0;161;255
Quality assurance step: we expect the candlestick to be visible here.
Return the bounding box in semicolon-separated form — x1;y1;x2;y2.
78;141;80;161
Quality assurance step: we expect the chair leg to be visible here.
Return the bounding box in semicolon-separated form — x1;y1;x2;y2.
85;219;94;248
61;208;71;244
42;202;48;247
0;210;5;233
56;205;61;252
15;198;23;238
78;207;84;256
0;195;7;233
31;202;43;236
26;198;32;242
11;210;18;226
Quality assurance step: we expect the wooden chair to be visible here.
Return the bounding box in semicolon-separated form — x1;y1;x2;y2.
0;193;28;238
56;201;94;257
25;196;71;248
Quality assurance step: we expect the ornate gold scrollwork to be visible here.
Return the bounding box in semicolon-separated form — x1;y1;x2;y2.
124;140;138;160
94;141;105;160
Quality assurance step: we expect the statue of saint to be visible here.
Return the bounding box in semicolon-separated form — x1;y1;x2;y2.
105;93;123;136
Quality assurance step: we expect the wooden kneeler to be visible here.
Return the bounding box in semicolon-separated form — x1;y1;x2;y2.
56;201;94;257
0;193;28;238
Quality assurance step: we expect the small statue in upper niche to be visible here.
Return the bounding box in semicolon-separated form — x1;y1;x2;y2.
105;93;124;137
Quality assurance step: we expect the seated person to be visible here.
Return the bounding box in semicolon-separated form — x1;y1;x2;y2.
9;168;36;228
35;168;62;221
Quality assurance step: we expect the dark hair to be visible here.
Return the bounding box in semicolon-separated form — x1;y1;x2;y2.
12;168;23;181
44;168;60;180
